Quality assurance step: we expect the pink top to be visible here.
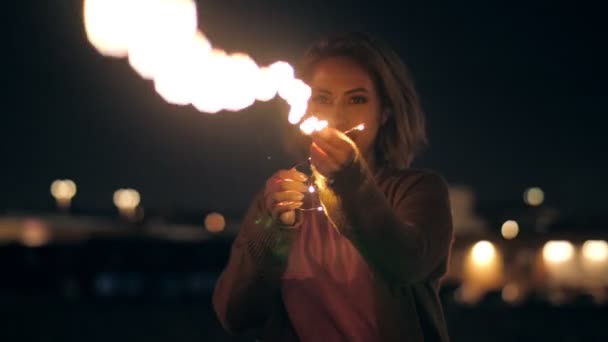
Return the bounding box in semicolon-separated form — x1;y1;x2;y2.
281;209;379;342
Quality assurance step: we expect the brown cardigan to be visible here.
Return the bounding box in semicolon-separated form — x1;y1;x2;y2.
212;158;453;341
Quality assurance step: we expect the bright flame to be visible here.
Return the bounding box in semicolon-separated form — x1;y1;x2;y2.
190;48;231;113
222;53;260;112
299;116;328;135
83;0;134;57
582;240;608;263
255;67;280;102
471;240;496;266
542;241;574;264
84;0;314;128
127;0;198;80
501;220;519;240
153;32;212;106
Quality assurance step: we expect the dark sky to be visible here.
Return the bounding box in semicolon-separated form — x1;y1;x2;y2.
3;0;607;217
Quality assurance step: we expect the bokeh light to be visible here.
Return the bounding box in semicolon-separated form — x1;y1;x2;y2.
50;179;77;209
582;240;608;263
501;283;522;303
205;212;226;233
524;187;544;206
501;220;519;240
113;188;141;211
471;241;496;266
542;241;574;264
464;241;503;291
21;218;51;248
50;179;77;201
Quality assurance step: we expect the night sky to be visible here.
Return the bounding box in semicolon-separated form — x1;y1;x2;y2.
3;1;607;217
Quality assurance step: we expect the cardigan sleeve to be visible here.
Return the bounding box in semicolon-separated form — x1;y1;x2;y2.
212;190;301;335
317;158;453;285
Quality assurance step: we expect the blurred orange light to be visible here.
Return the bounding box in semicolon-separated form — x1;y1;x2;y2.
501;220;519;240
205;213;226;233
582;240;608;263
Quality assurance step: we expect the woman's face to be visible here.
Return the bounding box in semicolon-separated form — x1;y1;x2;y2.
307;56;384;166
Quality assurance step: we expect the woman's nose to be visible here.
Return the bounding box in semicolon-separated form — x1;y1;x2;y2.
315;105;345;127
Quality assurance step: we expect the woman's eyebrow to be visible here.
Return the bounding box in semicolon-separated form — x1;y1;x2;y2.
314;88;333;94
344;87;368;95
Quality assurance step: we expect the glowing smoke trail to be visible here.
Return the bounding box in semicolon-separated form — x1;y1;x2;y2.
83;0;311;125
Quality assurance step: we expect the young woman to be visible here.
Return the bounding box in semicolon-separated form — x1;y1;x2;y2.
213;32;453;342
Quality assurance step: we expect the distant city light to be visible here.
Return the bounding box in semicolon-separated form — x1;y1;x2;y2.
524;187;544;206
113;188;141;219
582;240;608;263
501;283;521;303
205;212;225;233
21;218;50;248
464;240;503;291
471;241;496;266
50;179;77;209
501;220;519;240
542;241;574;264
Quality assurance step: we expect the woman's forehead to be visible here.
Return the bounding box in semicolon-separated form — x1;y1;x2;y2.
309;57;374;92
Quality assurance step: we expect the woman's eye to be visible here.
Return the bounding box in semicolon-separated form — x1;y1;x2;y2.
349;95;368;104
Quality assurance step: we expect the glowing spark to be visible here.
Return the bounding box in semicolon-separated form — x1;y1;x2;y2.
299;116;328;135
308;185;315;193
344;123;365;134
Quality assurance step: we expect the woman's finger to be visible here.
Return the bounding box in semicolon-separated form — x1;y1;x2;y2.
311;134;350;164
273;190;305;203
271;201;303;220
266;169;307;190
277;179;308;193
275;169;308;182
265;191;305;210
310;143;341;177
313;127;355;151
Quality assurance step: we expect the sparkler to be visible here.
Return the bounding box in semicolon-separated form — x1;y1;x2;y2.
292;121;366;212
83;0;367;214
83;0;310;124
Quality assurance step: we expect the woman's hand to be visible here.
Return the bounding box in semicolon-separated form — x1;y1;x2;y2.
264;169;309;226
310;128;358;180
